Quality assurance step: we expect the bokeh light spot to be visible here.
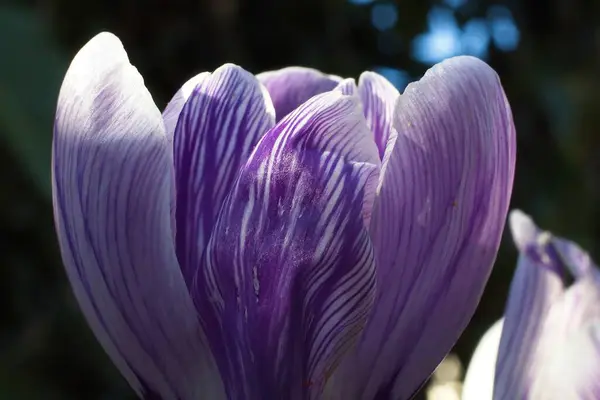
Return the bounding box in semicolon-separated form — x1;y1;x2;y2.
444;0;467;10
488;6;520;51
371;3;399;31
461;18;490;58
412;7;461;64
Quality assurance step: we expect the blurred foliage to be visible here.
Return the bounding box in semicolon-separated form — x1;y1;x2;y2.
1;0;599;398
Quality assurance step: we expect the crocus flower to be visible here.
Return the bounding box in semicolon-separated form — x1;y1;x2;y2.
463;210;600;400
52;32;515;399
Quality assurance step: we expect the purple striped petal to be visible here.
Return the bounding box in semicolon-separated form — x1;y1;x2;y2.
357;71;399;158
193;91;380;399
171;64;275;286
162;72;210;144
493;211;565;400
341;56;516;399
462;319;504;400
161;73;210;234
496;211;600;400
257;66;342;121
52;33;224;399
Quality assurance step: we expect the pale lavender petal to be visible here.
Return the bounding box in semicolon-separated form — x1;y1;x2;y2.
172;64;275;286
52;32;224;399
552;236;596;279
496;214;600;400
462;319;504;400
335;78;358;96
529;275;600;400
357;71;399;158
493;211;565;400
342;56;516;399
257;66;342;121
193;91;380;399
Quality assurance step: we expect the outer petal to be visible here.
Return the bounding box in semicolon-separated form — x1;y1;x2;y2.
493;211;565;400
170;64;275;286
193;91;380;399
462;319;504;400
357;72;399;158
345;56;516;399
52;33;224;399
257;66;342;121
529;275;600;400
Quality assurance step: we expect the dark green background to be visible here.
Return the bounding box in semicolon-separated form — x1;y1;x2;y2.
1;0;597;398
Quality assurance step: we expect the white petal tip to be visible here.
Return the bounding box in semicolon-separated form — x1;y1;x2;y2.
77;31;126;60
89;31;121;45
439;55;494;70
334;78;358;96
509;209;537;250
358;70;380;81
64;32;130;90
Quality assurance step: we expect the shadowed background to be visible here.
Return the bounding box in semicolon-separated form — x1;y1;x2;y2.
1;0;598;398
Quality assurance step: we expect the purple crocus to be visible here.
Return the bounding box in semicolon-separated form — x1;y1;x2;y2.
463;210;600;400
52;32;515;399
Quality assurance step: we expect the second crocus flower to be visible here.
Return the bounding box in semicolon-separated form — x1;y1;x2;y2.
463;210;600;400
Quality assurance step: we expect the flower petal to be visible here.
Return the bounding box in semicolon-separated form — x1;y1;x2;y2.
529;275;600;400
462;319;504;400
257;66;342;121
159;73;210;234
551;236;596;279
172;64;275;286
52;32;224;399
335;78;358;96
493;211;565;400
357;71;399;158
497;213;600;400
192;91;380;399
162;72;210;144
344;56;516;399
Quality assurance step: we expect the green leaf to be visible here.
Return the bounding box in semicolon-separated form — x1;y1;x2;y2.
0;7;67;197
